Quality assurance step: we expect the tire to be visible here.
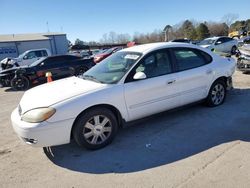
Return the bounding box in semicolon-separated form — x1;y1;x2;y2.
231;46;237;55
10;76;30;91
75;66;88;76
73;107;118;150
206;80;226;107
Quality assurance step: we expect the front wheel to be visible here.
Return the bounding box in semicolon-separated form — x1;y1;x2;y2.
231;46;237;55
73;108;118;150
206;80;226;107
10;76;30;91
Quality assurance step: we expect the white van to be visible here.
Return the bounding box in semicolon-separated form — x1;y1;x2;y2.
13;48;51;67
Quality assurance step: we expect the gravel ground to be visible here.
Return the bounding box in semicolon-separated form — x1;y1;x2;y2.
0;70;250;188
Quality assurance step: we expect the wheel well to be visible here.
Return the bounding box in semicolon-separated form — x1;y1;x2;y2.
70;104;124;139
214;76;227;85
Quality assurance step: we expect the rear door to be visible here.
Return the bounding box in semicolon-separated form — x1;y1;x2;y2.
172;47;214;105
123;49;181;121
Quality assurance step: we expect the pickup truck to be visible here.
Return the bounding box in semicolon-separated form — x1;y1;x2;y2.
0;48;51;70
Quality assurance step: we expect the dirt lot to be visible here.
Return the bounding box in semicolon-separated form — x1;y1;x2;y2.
1;70;250;188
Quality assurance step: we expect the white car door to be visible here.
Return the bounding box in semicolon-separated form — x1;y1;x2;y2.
172;48;214;105
123;49;181;121
214;38;225;52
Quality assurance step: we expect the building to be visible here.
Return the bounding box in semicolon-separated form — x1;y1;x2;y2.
0;32;68;61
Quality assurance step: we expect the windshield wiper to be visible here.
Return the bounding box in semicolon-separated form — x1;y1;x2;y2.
82;75;103;83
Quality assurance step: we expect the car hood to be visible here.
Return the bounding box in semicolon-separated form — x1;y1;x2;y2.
19;76;108;113
0;66;30;75
0;67;18;75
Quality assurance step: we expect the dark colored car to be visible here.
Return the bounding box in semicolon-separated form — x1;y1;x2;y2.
171;38;191;43
94;47;123;63
0;55;94;90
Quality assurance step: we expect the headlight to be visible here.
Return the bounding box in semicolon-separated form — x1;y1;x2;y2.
21;107;56;123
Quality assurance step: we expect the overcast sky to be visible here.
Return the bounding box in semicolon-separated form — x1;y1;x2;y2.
0;0;249;42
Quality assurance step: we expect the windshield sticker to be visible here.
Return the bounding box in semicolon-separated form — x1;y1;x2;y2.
124;54;140;60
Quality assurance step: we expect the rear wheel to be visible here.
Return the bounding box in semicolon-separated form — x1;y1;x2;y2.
10;76;30;91
206;80;226;107
73;107;118;150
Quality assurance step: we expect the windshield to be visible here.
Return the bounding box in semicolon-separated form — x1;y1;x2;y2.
199;39;216;45
103;47;119;54
29;57;46;67
82;51;142;84
17;52;26;58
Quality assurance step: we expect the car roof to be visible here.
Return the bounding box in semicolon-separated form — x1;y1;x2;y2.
204;37;220;40
121;42;203;54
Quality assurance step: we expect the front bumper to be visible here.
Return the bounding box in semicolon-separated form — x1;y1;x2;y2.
11;108;74;147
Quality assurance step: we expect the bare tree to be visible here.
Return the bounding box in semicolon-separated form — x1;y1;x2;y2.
221;13;239;26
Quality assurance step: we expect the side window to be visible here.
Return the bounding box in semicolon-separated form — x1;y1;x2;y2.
41;58;51;66
26;51;37;59
135;51;172;79
41;50;48;57
34;51;43;57
173;49;210;71
224;37;233;42
65;55;79;61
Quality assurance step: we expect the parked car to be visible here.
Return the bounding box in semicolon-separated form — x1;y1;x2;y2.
4;48;51;68
198;36;238;54
11;42;236;150
0;55;94;90
238;36;250;47
94;47;123;63
171;38;191;43
237;44;250;73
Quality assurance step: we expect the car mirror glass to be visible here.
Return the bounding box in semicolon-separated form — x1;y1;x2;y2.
215;41;222;45
133;72;147;80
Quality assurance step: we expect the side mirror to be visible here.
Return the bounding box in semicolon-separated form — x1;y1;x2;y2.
133;72;146;80
215;41;222;45
23;55;28;60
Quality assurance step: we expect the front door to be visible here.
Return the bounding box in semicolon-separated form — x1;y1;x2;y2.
124;49;181;121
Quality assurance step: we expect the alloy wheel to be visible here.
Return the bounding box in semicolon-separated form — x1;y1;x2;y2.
83;115;112;145
211;83;225;105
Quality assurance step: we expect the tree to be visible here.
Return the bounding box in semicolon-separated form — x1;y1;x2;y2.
221;13;239;27
180;20;197;39
74;38;85;45
207;22;229;36
196;23;210;40
116;33;131;43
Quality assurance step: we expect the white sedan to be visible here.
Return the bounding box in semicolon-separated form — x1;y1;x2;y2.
199;36;238;54
11;42;236;150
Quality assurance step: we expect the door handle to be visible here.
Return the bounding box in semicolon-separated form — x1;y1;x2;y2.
167;80;176;85
206;69;213;75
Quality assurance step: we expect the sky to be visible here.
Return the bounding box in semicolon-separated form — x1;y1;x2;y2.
0;0;249;42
